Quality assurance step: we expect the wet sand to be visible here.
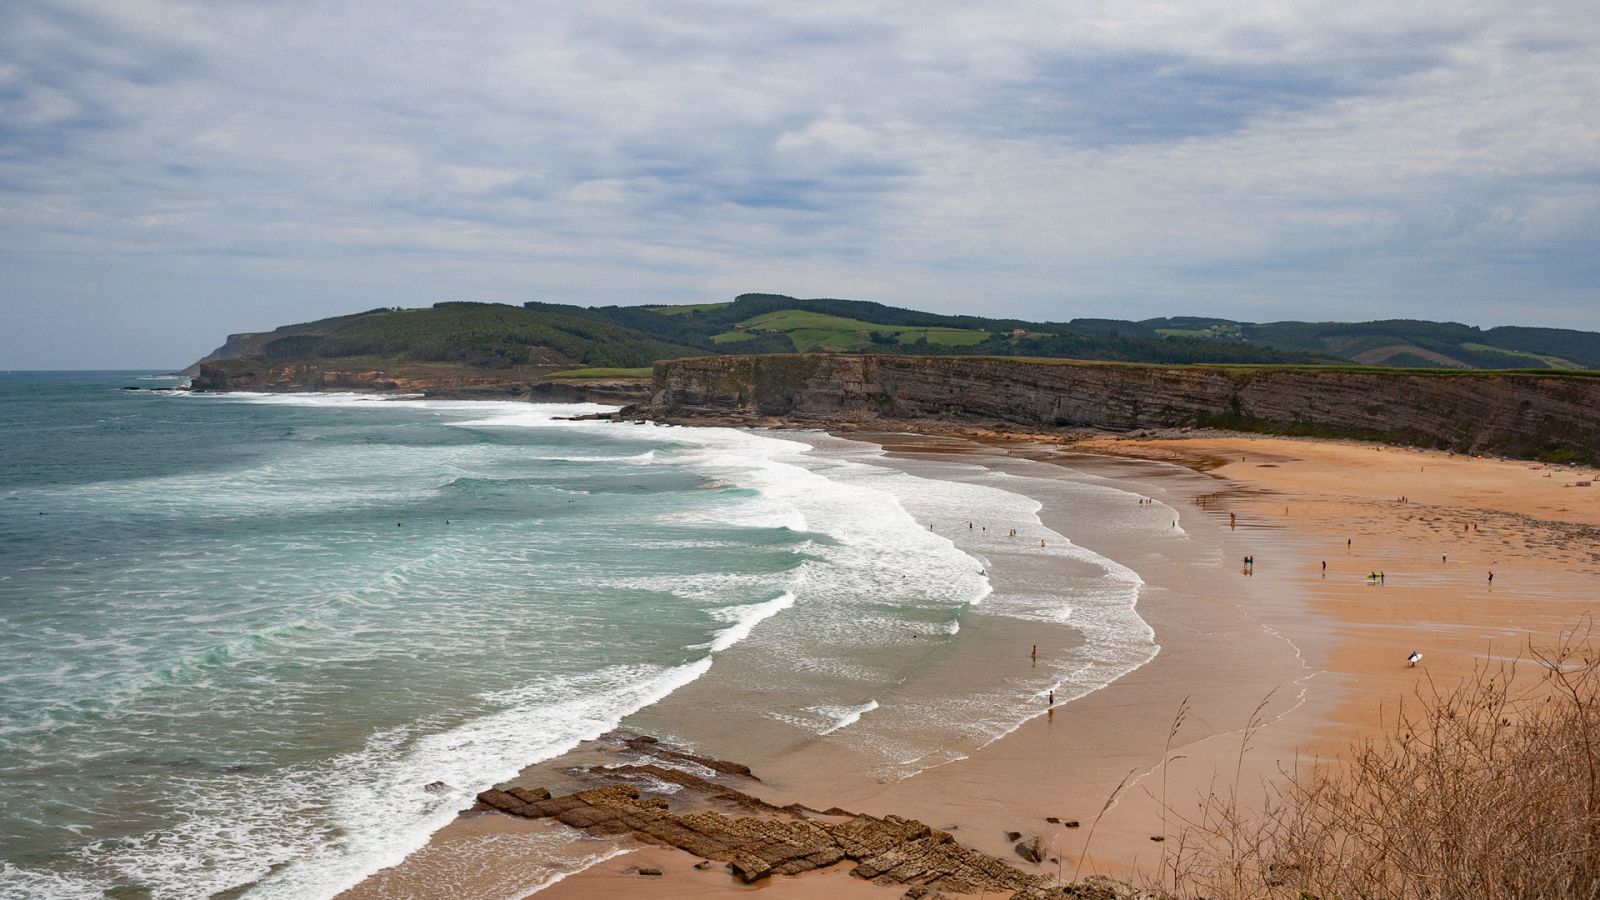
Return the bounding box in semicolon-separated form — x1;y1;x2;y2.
347;432;1600;899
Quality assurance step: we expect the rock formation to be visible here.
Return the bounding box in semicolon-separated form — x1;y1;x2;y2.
469;734;1165;900
630;354;1600;462
190;362;650;403
476;778;1077;897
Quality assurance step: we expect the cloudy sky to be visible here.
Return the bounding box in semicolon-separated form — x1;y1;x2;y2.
2;1;1596;368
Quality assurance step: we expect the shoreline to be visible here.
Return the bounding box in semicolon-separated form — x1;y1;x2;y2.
344;425;1328;898
344;423;1600;899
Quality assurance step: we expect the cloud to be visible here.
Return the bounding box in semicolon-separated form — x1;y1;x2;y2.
0;0;1596;367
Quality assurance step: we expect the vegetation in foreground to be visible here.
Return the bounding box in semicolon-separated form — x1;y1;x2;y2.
1128;627;1600;898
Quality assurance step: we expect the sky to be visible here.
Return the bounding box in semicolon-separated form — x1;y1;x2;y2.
1;1;1597;368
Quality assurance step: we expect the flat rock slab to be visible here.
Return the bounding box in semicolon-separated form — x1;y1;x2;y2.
477;781;1061;896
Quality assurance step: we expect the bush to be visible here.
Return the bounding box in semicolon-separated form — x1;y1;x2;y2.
1156;625;1600;898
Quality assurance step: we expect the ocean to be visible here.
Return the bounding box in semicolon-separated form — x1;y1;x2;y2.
0;372;1157;898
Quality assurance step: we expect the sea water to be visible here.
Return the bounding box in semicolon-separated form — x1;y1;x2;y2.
0;373;1155;898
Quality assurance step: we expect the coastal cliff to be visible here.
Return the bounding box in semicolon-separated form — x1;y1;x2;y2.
191;362;651;404
632;355;1600;462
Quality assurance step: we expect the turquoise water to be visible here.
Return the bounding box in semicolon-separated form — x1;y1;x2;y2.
0;373;1014;898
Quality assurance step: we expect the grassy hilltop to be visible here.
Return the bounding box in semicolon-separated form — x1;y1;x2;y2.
193;293;1600;378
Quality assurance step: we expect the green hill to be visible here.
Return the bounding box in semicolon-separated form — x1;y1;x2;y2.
523;294;1335;365
1131;317;1600;370
194;302;708;377
194;294;1600;379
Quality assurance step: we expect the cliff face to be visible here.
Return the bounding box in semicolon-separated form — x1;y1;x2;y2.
181;332;258;376
191;362;650;404
637;355;1600;462
192;362;519;394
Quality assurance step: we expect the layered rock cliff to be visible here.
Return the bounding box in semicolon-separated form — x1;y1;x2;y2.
191;362;651;404
633;355;1600;462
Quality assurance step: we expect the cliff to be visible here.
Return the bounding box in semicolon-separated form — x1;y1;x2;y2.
191;361;651;404
181;331;257;376
632;355;1600;462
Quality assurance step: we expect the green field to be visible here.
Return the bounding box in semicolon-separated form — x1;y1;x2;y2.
720;310;990;352
1459;342;1578;369
643;302;732;316
1155;323;1243;340
888;355;1600;378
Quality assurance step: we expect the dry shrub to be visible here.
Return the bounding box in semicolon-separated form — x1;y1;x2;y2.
1155;624;1600;899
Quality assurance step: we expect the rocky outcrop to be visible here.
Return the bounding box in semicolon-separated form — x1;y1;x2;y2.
1015;834;1046;863
631;355;1600;462
192;362;498;394
525;379;653;405
477;780;1066;897
466;729;1153;898
190;362;650;404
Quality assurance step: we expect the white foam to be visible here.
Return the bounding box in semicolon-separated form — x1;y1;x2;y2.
706;591;797;653
759;436;1161;775
524;450;657;464
0;863;101;900
818;700;880;735
185;389;619;426
56;659;715;900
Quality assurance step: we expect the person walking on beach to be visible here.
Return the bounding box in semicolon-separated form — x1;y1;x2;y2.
1047;690;1054;707
1488;571;1494;583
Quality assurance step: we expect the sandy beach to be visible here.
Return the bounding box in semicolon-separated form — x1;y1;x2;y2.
346;430;1600;899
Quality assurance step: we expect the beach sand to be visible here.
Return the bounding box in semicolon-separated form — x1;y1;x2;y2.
345;432;1600;899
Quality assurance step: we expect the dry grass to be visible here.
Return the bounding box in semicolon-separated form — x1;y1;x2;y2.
1146;624;1600;899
